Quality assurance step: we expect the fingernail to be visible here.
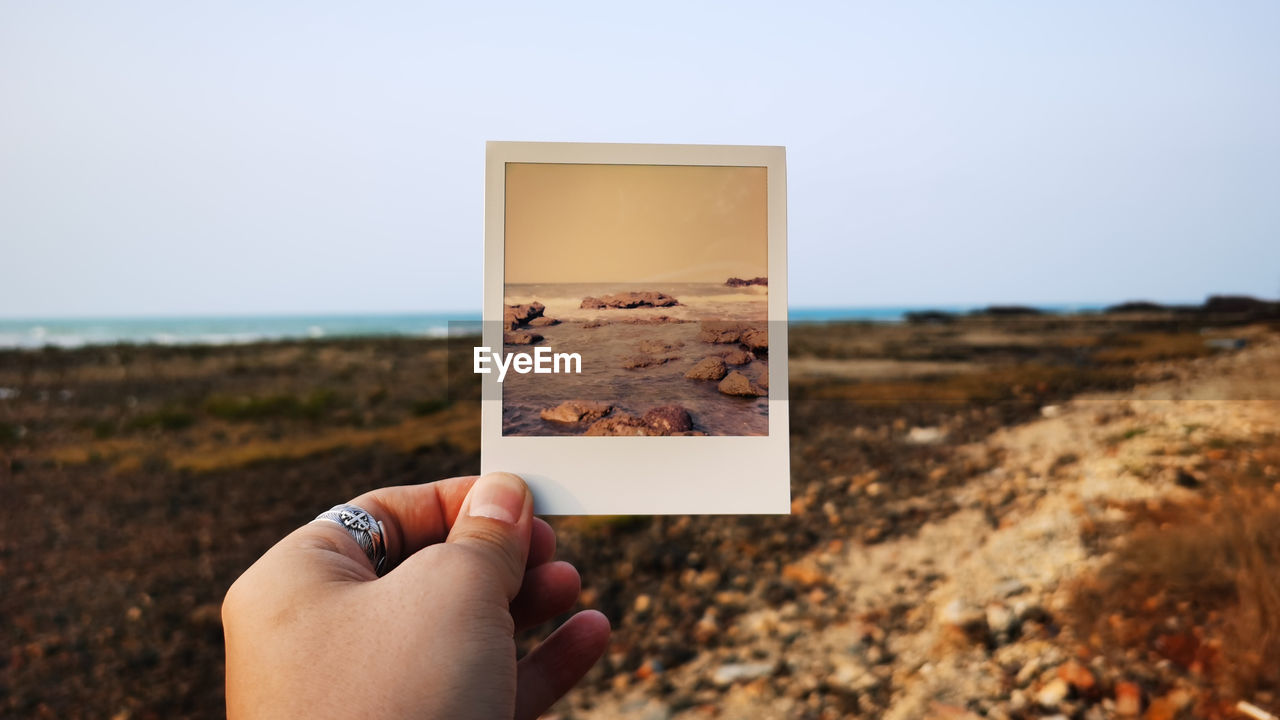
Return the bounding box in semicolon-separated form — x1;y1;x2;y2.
467;473;527;525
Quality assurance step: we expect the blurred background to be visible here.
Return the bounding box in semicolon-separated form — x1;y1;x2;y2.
3;2;1280;719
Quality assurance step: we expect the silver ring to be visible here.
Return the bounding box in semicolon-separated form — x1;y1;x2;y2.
314;504;389;576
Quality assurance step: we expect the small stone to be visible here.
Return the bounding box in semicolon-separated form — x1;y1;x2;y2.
1057;660;1096;692
1115;681;1142;716
906;426;946;444
634;594;652;613
782;561;827;588
1036;678;1069;709
986;602;1014;637
712;662;774;686
1145;696;1177;720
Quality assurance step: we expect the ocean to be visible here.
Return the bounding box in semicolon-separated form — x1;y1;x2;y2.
0;303;1107;350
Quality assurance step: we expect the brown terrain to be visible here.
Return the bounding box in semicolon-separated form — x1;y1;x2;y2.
3;307;1279;719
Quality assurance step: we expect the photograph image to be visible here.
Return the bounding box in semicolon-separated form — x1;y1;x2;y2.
500;162;771;437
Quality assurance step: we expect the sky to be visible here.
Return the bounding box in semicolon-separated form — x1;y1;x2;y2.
505;163;767;284
1;2;1278;317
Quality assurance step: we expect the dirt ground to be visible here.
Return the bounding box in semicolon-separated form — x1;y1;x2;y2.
2;314;1276;719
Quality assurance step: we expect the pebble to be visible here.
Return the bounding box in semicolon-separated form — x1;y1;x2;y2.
1036;678;1070;708
712;662;775;686
1114;681;1142;716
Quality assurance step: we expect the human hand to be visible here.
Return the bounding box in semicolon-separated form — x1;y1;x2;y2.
222;472;611;719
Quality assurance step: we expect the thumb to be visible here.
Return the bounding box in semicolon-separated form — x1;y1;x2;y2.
444;471;535;601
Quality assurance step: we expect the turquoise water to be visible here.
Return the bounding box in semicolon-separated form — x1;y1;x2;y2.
0;305;1107;349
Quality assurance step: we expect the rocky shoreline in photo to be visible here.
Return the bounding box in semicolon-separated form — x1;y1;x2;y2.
502;284;770;437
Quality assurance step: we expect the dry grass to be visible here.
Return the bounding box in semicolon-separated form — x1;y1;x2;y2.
806;364;1134;406
1067;445;1280;701
43;406;480;474
1091;331;1214;364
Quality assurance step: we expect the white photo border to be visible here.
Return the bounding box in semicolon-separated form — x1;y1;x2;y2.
482;141;789;515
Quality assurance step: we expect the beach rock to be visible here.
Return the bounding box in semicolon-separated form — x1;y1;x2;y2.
638;340;682;354
685;357;728;381
504;302;545;326
580;292;679;309
503;331;543;345
755;368;769;389
699;321;756;344
619;315;691;325
643;405;693;434
718;371;765;397
540;401;613;424
527;316;559;327
720;348;754;365
585;414;656;436
725;276;768;287
741;329;769;352
622;354;670;369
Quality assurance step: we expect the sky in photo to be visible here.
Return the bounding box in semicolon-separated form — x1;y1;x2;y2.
505;164;767;284
2;1;1278;316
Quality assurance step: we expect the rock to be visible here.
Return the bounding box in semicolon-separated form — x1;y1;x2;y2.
741;329;769;352
685;357;728;381
504;302;545;326
711;662;774;686
718;371;765;397
622;354;670;369
633;594;652;613
1036;678;1069;709
1056;660;1096;693
906;426;946;445
503;331;542;345
527;316;559;327
699;321;757;344
585;414;655;436
781;561;827;587
720;348;754;365
617;315;691;325
995;579;1029;598
643;405;693;434
725;276;768;287
939;598;988;640
540;401;613;424
580;291;679;309
985;602;1014;637
1145;696;1178;720
638;340;682;354
1114;681;1142;716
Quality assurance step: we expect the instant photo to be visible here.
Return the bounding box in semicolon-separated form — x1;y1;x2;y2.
481;142;789;515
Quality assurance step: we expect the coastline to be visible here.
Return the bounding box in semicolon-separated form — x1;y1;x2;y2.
3;312;1279;716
